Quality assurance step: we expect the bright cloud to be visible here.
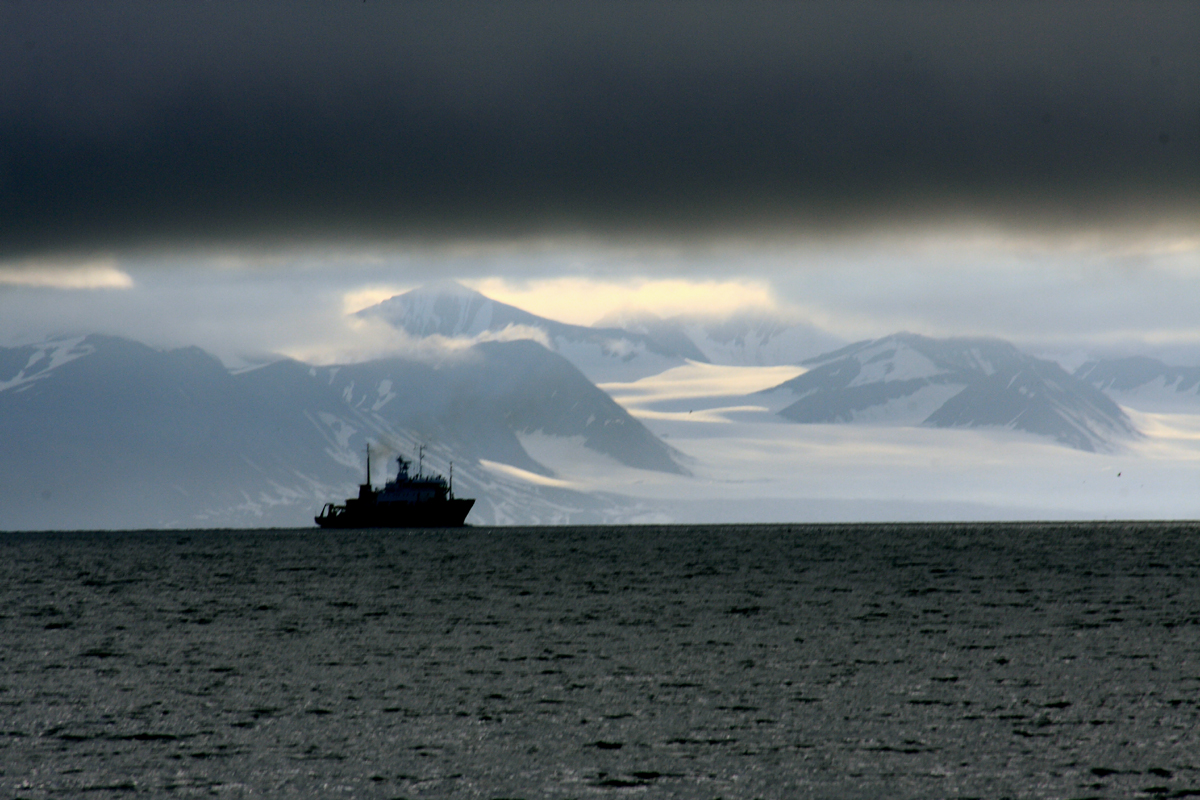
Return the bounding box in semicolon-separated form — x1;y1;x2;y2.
342;285;412;315
465;277;781;326
0;259;134;289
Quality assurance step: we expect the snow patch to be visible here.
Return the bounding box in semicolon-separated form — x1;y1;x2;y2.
0;337;93;393
850;344;940;385
373;379;396;411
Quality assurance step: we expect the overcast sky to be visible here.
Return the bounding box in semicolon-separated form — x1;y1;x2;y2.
1;1;1197;363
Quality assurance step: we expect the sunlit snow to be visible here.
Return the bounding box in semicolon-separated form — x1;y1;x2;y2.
600;361;804;407
478;458;577;489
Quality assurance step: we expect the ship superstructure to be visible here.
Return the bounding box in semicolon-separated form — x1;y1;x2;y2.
315;446;474;528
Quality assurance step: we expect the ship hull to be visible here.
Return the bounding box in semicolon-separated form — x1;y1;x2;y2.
314;498;474;529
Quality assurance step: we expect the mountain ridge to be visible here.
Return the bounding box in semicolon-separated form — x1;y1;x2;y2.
358;281;709;382
768;333;1137;452
1075;355;1200;410
0;334;685;529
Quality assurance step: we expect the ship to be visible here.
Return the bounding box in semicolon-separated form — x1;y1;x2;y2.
315;446;474;528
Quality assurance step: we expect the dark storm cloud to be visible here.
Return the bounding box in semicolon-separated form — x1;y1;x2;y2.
1;1;1196;257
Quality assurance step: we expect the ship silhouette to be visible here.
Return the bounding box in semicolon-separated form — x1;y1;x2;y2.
315;446;474;528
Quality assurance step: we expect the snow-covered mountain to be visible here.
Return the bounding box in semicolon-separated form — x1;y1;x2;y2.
766;333;1137;452
1075;356;1200;411
361;281;845;381
302;339;685;477
0;335;685;530
598;309;845;367
359;281;708;382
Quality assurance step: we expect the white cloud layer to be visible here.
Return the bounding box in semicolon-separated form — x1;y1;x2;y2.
466;276;781;326
0;258;133;289
2;230;1199;368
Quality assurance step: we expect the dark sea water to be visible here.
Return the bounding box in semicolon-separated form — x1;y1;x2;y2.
2;523;1199;799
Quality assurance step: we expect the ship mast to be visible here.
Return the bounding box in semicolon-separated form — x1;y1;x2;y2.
365;443;372;487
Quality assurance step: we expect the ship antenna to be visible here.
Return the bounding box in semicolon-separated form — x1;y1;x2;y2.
418;444;425;478
365;443;371;487
449;461;454;498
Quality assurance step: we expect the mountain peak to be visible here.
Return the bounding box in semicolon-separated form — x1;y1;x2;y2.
356;282;710;382
400;279;480;299
357;280;514;340
773;333;1136;451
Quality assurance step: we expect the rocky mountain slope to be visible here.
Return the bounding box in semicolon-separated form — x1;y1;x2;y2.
0;335;684;530
767;333;1137;452
1075;356;1200;410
